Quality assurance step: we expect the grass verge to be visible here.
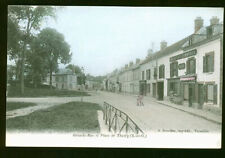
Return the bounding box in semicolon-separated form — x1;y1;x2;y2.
6;102;37;111
8;86;90;97
6;101;102;133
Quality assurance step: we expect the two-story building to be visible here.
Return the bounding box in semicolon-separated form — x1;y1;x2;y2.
46;68;78;90
105;16;223;109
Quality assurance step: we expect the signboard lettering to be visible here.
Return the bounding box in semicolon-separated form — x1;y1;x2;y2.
170;49;197;62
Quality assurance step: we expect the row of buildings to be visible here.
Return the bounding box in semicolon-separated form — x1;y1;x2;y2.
103;16;223;109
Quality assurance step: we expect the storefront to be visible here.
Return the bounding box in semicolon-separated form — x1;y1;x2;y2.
139;80;147;95
180;75;198;107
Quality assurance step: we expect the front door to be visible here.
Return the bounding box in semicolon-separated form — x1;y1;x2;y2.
153;83;156;97
198;84;204;108
188;84;193;107
157;82;164;100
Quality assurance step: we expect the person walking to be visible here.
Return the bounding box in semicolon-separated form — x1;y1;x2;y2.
137;95;144;106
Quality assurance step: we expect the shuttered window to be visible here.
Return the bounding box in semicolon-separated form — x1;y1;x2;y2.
170;62;178;77
159;65;165;79
186;57;196;74
146;69;151;80
142;71;145;80
203;52;214;73
154;67;157;79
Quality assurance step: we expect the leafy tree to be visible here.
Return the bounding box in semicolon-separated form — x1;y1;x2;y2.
66;64;86;85
26;36;48;88
8;6;56;94
35;28;72;88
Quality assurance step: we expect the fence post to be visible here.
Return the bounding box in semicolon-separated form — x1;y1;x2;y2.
105;104;108;125
114;109;117;132
103;103;105;120
108;105;111;131
135;125;139;134
125;115;128;133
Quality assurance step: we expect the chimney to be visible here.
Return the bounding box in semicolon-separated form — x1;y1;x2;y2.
160;41;167;50
136;58;140;64
194;17;203;33
129;61;133;67
147;49;153;57
210;16;219;25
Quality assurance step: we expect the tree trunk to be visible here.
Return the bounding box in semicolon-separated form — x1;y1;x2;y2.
20;8;31;94
50;68;52;89
20;43;26;94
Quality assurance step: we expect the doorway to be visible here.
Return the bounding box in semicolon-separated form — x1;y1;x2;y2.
198;84;204;109
153;83;156;98
157;82;164;100
188;84;194;107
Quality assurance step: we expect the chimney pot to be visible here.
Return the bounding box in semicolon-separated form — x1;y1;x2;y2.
194;17;204;33
210;16;219;25
136;58;140;64
160;41;167;50
129;61;133;67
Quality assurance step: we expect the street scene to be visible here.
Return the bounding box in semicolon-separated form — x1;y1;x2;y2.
6;6;223;147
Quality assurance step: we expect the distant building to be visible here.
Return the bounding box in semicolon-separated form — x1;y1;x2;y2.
85;79;102;90
45;69;77;90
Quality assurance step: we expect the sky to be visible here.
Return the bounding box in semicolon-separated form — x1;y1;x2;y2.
12;7;224;76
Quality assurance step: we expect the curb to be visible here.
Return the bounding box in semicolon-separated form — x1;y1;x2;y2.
155;101;222;125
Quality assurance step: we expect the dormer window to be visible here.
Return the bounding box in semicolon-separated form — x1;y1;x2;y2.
188;36;193;46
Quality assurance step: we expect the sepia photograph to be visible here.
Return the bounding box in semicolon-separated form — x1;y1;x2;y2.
6;6;223;148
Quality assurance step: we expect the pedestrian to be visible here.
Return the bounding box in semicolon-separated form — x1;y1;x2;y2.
137;95;144;106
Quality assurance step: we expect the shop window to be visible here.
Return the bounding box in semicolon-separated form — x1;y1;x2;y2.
203;52;214;73
146;69;151;80
205;84;217;104
170;82;179;95
159;65;165;79
170;62;178;77
186;57;196;74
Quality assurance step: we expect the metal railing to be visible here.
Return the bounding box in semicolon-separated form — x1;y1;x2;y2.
103;102;144;134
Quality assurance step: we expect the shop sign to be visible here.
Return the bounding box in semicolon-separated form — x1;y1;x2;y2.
170;49;197;62
178;63;185;70
180;76;196;81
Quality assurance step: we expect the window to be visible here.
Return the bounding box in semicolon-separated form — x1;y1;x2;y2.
55;76;58;82
170;62;178;77
186;57;196;74
207;85;214;101
205;84;217;104
203;52;214;73
147;83;151;93
146;69;151;80
142;71;145;80
170;82;179;95
64;76;67;82
154;67;157;79
159;65;165;79
188;36;193;46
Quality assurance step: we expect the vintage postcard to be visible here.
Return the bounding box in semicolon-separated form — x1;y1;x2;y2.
6;6;223;148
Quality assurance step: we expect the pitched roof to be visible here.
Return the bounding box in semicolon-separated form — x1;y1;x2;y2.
54;68;74;75
140;37;189;65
